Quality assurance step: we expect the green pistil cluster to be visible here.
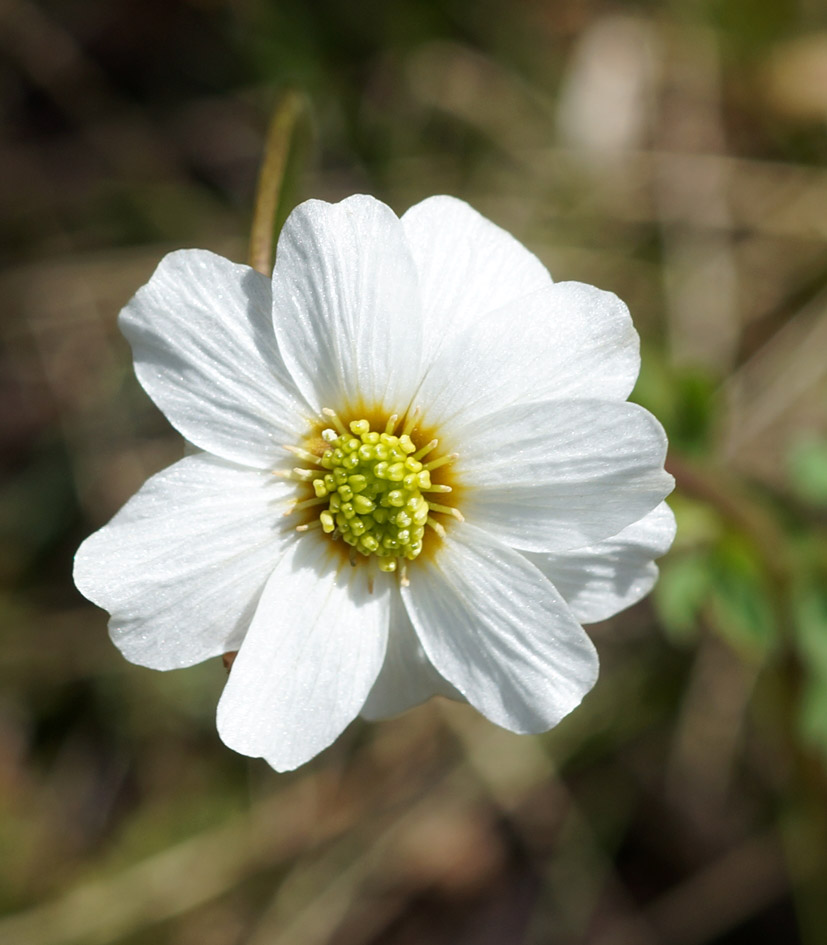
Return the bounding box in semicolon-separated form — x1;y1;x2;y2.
313;419;431;572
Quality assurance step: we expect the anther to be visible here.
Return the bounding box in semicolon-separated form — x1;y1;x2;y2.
402;406;421;437
428;502;464;521
349;419;370;436
284;444;323;465
295;520;322;533
426;517;446;537
322;408;348;435
297;415;459;571
413;438;438;460
290;495;329;513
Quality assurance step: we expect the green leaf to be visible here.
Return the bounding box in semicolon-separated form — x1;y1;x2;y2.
707;537;777;658
654;552;709;644
788;437;827;508
794;583;827;680
798;676;827;755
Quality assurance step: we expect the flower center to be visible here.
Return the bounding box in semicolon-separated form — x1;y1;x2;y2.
314;418;430;572
282;409;461;576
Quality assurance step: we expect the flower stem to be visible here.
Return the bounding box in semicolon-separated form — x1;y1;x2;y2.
248;90;305;276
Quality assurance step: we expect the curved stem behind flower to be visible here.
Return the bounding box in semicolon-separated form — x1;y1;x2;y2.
249;90;306;276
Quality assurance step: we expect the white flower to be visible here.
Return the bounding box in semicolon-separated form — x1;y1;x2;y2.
74;195;675;771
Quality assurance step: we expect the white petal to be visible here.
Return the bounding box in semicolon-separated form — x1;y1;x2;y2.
271;196;423;417
415;282;639;441
526;502;676;624
120;250;309;468
402;523;599;734
401;195;552;362
73;454;297;670
360;589;462;721
216;538;390;771
457;399;673;553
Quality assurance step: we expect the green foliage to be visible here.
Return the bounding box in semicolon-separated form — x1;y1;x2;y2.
635;357;719;457
706;0;799;51
655;552;709;644
656;519;777;659
794;584;827;755
789;436;827;508
707;535;778;658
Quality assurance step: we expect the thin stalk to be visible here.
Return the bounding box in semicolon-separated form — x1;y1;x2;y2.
248;90;304;276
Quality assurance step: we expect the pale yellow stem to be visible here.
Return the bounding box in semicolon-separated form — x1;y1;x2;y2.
248;90;305;276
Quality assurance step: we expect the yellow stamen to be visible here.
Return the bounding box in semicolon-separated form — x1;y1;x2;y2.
322;408;348;436
413;438;438;460
286;495;328;515
426;517;446;537
284;444;324;465
425;453;457;471
402;406;421;437
295;520;322;533
428;502;464;521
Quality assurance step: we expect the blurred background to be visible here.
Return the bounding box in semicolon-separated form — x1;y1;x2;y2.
3;0;827;942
